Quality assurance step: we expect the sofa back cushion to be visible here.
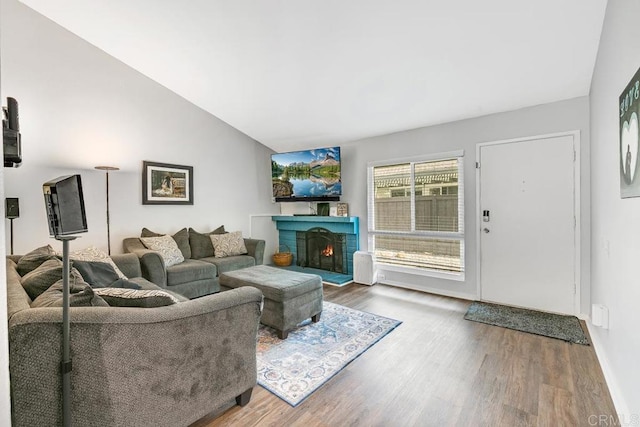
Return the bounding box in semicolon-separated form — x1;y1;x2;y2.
141;227;191;259
31;279;109;308
16;245;57;276
21;258;83;300
189;226;225;259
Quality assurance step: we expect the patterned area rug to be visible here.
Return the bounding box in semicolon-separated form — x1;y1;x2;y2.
257;301;402;406
464;301;589;345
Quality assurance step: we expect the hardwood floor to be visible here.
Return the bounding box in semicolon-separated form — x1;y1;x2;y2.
191;283;617;427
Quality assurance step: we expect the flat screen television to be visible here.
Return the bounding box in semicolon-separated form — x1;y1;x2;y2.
271;146;341;202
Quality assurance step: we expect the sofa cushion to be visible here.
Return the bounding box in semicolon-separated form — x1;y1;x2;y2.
21;258;83;300
200;255;255;276
209;231;247;258
141;227;191;259
166;259;217;286
31;279;109;308
93;288;180;307
140;235;185;267
70;246;127;279
125;277;189;301
188;226;225;259
16;245;58;276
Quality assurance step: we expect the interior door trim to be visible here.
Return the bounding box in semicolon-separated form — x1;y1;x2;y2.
475;130;581;315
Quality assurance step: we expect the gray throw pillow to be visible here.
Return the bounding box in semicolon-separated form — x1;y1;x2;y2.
93;288;180;308
72;260;120;288
141;227;191;259
31;279;109;308
188;226;225;259
16;245;58;276
21;258;83;300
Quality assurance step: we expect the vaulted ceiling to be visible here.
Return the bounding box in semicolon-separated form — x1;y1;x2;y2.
19;0;607;152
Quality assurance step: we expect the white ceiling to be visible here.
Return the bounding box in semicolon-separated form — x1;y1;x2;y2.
20;0;607;153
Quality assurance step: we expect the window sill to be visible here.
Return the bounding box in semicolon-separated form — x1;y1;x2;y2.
375;262;465;282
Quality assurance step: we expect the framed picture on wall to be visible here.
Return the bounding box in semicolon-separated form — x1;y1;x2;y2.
619;66;640;198
142;161;194;205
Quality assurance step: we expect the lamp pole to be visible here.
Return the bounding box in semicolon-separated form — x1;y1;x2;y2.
95;166;119;255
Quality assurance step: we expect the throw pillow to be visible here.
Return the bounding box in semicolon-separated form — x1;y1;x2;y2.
141;227;191;259
70;246;128;279
31;279;109;308
21;258;83;300
93;288;180;308
71;260;120;288
140;235;185;267
16;245;58;276
108;278;142;290
188;226;226;259
209;231;247;258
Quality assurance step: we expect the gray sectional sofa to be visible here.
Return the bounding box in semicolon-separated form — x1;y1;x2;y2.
7;251;263;427
123;227;265;299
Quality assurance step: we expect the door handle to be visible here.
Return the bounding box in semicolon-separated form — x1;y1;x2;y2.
483;228;490;233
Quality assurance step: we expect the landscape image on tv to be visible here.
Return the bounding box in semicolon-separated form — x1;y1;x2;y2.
271;146;341;200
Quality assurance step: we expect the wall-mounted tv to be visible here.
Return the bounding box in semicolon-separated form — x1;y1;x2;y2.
271;146;341;202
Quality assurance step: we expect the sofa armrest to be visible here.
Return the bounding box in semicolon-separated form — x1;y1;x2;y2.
8;286;263;427
123;237;167;287
244;238;265;266
110;253;143;278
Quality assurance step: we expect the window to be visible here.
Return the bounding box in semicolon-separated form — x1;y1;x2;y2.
367;151;464;276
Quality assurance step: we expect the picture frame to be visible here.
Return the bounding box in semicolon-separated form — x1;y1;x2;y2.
620;66;640;198
142;161;193;205
337;202;348;217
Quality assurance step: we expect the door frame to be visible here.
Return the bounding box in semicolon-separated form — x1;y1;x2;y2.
475;130;581;315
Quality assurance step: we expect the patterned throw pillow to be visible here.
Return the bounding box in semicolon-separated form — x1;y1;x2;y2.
70;246;128;279
140;235;185;267
93;288;180;307
209;231;247;258
141;227;191;259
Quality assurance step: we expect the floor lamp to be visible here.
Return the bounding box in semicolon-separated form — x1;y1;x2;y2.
95;166;119;255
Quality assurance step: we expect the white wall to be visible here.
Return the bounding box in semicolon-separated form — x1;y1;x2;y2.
0;1;279;422
340;97;591;306
0;0;279;256
590;0;640;417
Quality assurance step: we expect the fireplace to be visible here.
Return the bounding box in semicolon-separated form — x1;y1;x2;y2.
272;215;359;283
296;227;348;274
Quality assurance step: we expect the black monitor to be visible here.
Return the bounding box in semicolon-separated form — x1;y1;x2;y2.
43;174;88;236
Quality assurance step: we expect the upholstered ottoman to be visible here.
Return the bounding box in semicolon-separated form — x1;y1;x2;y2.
220;265;323;339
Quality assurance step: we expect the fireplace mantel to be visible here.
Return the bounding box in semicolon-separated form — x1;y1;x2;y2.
272;215;360;278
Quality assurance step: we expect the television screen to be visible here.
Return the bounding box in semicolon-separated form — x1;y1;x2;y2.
271;146;341;202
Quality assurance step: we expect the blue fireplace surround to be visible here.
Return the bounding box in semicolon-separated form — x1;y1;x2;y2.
272;215;360;276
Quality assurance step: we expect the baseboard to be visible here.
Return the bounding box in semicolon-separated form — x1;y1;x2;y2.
376;278;475;301
586;322;631;419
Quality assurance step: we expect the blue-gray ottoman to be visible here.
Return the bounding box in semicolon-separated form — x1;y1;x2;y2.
219;265;323;339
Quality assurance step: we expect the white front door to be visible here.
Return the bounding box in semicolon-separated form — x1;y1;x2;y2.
478;134;577;314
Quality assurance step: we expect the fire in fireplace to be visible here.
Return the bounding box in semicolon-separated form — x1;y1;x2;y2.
296;227;347;274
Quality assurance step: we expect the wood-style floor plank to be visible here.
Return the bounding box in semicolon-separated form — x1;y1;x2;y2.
191;283;618;427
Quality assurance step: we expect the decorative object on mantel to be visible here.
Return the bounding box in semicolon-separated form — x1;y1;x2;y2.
5;197;19;255
142;161;193;205
257;301;402;406
620;65;640;198
337;202;348;217
272;244;293;266
95;166;119;255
